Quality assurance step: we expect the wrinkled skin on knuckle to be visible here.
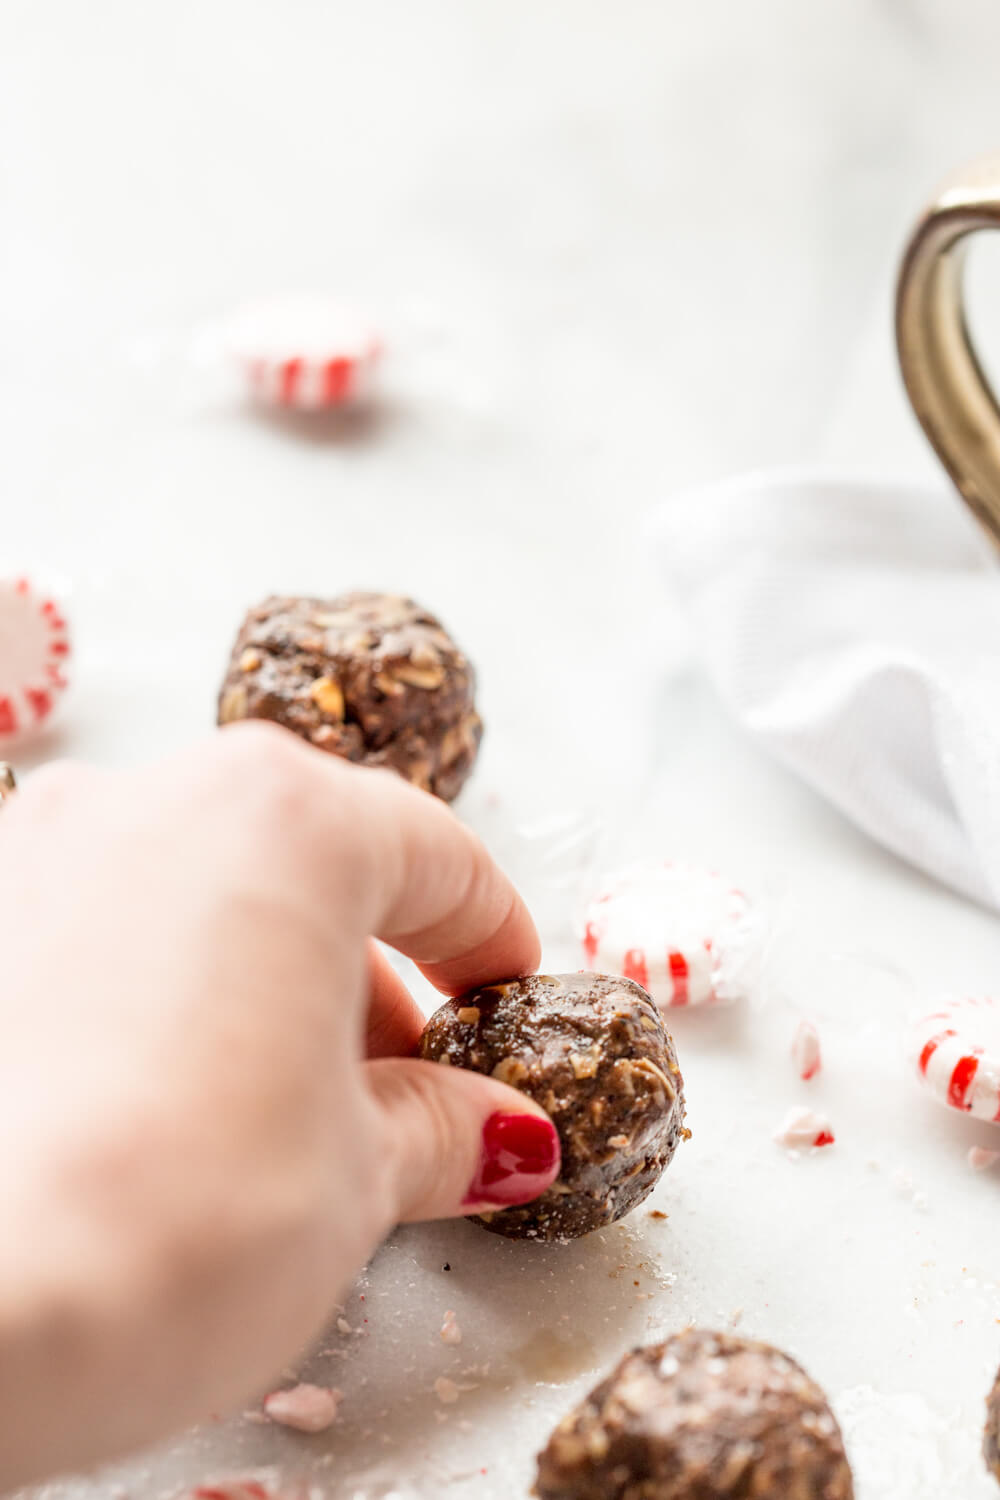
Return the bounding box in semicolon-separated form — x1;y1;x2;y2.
328;1100;401;1260
214;721;365;878
365;1066;456;1224
215;720;307;805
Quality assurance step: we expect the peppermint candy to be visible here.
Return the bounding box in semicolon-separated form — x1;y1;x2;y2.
581;863;760;1010
226;296;380;411
0;575;71;739
910;995;1000;1123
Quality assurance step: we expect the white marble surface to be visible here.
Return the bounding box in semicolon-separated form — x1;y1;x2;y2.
4;2;1000;1497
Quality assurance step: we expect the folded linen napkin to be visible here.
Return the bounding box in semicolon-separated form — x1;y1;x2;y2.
648;469;1000;909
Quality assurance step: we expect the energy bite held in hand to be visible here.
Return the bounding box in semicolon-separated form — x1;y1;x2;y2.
535;1330;854;1500
218;592;482;801
419;973;688;1241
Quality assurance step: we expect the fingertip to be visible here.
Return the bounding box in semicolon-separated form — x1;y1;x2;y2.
351;771;541;996
418;887;541;997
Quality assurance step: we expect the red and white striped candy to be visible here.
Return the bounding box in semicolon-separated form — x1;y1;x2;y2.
0;575;71;739
581;863;758;1010
227;296;380;411
910;996;1000;1123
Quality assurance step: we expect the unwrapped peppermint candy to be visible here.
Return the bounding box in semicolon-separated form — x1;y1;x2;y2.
910;995;1000;1123
225;296;380;411
581;863;762;1010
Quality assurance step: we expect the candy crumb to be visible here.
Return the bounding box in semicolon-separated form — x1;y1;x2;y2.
263;1383;342;1433
434;1377;460;1404
968;1146;1000;1171
792;1020;822;1081
440;1310;462;1345
774;1106;835;1151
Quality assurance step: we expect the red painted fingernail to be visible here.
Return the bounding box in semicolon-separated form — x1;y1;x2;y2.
463;1112;561;1208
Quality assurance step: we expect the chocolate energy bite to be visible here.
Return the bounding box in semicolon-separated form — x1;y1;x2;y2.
419;973;687;1240
535;1330;854;1500
217;592;482;801
985;1364;1000;1483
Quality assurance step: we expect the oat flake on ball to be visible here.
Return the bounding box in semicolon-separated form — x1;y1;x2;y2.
217;592;482;802
419;972;688;1241
535;1330;854;1500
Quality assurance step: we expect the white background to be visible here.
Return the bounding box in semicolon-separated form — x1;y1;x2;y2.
5;3;1000;1497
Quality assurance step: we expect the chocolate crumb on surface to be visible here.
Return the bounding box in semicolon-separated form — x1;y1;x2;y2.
218;592;482;801
419;972;688;1241
985;1364;1000;1483
535;1329;854;1500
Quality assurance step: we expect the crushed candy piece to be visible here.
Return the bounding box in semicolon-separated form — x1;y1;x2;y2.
792;1020;822;1081
434;1376;460;1404
440;1309;462;1345
188;1483;285;1500
774;1106;835;1151
263;1383;341;1433
968;1146;1000;1171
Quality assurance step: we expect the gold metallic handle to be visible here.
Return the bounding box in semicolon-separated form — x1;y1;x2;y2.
0;764;15;805
896;155;1000;549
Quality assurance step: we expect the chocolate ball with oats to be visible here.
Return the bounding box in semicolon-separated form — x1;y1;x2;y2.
985;1365;1000;1483
419;972;687;1241
218;593;482;801
535;1330;854;1500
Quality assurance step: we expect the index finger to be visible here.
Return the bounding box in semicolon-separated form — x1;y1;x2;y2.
207;724;540;997
345;765;541;997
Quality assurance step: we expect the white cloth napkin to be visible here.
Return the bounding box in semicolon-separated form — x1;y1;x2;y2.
648;469;1000;909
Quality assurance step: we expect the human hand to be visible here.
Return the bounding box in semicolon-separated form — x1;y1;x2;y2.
0;724;559;1487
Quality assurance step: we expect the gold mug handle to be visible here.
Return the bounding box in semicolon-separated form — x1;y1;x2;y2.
896;155;1000;549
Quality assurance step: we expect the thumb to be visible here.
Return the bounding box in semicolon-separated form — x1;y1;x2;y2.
364;1057;561;1224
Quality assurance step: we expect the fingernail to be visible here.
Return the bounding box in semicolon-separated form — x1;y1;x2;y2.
463;1111;561;1208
